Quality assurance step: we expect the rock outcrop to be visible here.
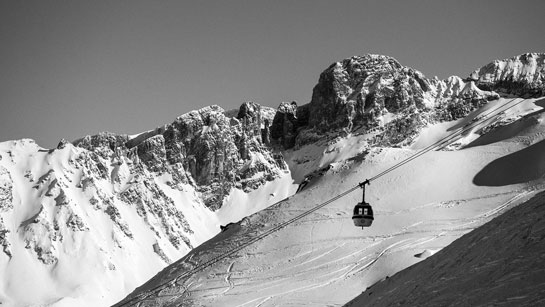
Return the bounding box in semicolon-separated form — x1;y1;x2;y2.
0;101;290;270
0;166;13;212
0;52;541;307
70;103;287;213
124;103;287;210
270;101;300;149
0;53;531;269
274;54;500;148
0;166;12;257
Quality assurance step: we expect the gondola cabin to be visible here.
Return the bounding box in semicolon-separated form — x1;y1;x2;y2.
352;202;374;227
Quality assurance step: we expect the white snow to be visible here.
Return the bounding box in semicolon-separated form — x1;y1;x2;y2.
116;97;545;306
411;97;544;149
346;189;545;306
217;173;297;225
0;137;296;306
2;96;545;307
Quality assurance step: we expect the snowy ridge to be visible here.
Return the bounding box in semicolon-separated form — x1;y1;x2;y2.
1;53;544;306
469;53;545;96
116;96;545;306
0;102;292;306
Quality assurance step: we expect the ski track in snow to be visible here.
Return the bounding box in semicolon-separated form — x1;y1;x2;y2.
343;238;412;278
222;261;236;295
227;237;423;306
293;242;346;269
234;239;409;307
118;98;545;306
132;183;535;307
253;296;273;307
447;189;535;231
133;188;536;307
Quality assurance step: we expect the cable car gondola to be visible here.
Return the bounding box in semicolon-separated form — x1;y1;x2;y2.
352;180;374;228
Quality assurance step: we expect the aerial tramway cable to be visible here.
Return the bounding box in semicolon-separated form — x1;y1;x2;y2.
116;96;535;306
368;97;525;181
115;187;361;306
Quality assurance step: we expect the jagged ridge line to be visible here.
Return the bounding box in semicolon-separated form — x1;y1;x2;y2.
117;96;537;306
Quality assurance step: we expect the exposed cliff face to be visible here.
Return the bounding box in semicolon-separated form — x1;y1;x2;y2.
0;100;288;286
272;54;500;148
1;52;542;306
469;53;545;97
270;101;300;149
0;102;290;306
76;103;287;212
127;103;288;211
311;54;499;130
0;54;532;269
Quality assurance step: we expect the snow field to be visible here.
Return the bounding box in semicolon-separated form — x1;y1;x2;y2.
119;97;545;306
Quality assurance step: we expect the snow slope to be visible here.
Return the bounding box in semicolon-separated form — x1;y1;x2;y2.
345;189;545;306
116;97;545;306
0;139;294;307
0;140;213;306
2;52;544;306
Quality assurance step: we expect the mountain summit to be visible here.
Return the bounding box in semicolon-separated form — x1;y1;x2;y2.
298;54;499;148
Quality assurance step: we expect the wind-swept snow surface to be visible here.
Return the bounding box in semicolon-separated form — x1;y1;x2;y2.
116;98;545;307
345;190;545;307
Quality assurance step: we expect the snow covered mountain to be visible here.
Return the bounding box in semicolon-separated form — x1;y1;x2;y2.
113;53;544;306
295;54;499;148
469;53;545;97
0;103;293;306
1;53;544;307
115;96;545;307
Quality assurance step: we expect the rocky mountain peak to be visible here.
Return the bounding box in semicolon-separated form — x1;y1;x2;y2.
288;54;500;149
161;104;287;210
2;52;543;307
309;54;420;133
334;54;404;75
237;101;261;120
72;103;288;212
0;99;294;304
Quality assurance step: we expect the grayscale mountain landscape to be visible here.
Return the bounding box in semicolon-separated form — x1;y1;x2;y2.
1;52;545;306
2;1;545;306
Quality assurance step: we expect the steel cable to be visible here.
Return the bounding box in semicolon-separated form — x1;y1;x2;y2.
115;96;538;306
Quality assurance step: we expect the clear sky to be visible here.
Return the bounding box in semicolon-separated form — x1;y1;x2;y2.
1;0;544;148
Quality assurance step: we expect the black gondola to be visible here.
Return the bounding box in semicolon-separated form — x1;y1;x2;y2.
352;179;374;228
352;201;374;227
